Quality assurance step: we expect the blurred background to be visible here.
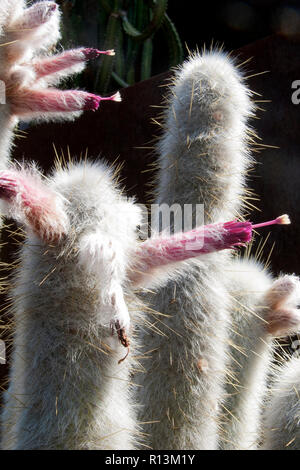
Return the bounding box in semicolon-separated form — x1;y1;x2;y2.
57;0;300;93
169;0;300;50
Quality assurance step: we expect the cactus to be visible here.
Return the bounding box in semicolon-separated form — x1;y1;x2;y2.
58;0;183;93
0;160;264;449
262;356;300;450
220;259;300;449
0;161;143;449
135;50;256;450
135;50;300;451
0;3;299;450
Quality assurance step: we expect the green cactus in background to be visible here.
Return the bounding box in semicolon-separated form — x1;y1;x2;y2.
58;0;183;93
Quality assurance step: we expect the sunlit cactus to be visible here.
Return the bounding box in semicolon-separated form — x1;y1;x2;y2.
135;49;300;451
0;2;299;451
135;49;256;450
262;356;300;450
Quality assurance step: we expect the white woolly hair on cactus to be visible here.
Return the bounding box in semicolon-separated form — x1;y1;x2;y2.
135;48;298;451
0;161;143;450
262;355;300;450
0;159;259;449
0;0;119;168
220;255;300;450
155;48;255;220
0;161;148;450
0;1;25;35
136;48;257;450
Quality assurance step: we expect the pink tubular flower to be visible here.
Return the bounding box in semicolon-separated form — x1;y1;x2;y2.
132;215;291;279
0;0;120;121
34;48;115;79
10;90;121;116
0;169;68;242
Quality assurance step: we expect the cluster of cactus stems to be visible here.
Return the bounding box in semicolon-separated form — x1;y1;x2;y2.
0;1;299;450
58;0;183;93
